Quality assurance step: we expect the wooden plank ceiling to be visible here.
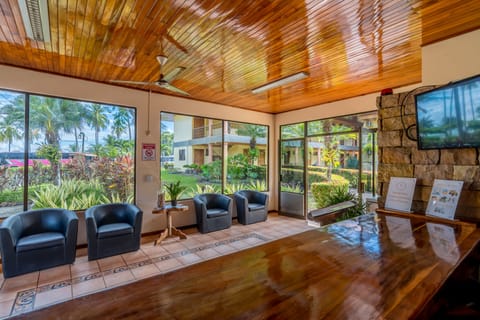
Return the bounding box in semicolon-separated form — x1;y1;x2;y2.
0;0;479;114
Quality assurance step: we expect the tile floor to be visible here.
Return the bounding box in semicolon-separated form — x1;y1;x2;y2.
0;214;314;319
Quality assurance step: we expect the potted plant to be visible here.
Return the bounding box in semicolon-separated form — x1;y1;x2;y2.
164;181;187;207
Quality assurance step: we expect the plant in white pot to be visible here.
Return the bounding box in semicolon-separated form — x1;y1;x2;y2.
164;181;187;207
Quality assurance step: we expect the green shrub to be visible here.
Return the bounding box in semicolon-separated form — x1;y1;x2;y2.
311;180;366;221
163;162;174;171
0;189;24;203
0;184;49;204
247;180;267;191
201;160;222;181
311;178;349;208
31;179;109;210
224;183;247;195
89;156;134;202
185;184;221;198
281;184;303;193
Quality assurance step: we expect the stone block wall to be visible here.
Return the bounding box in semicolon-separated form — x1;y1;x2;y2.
377;91;480;222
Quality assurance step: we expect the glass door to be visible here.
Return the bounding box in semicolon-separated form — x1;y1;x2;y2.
361;128;377;197
279;139;305;217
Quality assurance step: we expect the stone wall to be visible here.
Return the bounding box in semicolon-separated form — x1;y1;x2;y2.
377;91;480;222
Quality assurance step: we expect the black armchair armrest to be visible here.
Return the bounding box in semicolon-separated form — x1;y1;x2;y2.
234;192;248;215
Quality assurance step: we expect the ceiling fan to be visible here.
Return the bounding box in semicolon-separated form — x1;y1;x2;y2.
110;55;189;96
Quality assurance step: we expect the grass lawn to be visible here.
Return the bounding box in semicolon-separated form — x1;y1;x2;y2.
161;169;199;188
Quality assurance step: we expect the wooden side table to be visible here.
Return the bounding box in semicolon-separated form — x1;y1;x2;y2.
152;204;189;245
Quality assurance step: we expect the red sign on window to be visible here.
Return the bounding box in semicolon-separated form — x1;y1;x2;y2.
142;143;156;161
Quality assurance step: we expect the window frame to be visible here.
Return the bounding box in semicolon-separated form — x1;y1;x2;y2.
160;111;270;197
0;87;137;213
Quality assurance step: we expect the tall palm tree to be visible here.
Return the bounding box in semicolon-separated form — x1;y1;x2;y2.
29;96;64;146
237;124;267;150
0;96;25;152
0;117;23;152
86;104;109;145
0;96;25;123
112;108;133;139
61;101;86;152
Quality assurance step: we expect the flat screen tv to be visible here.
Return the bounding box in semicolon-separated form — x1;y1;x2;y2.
415;74;480;150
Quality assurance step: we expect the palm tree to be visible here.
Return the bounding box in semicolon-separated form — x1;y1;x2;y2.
112;108;133;139
86;104;109;146
161;131;174;156
61;101;86;152
0;117;23;152
237;124;267;150
29;96;64;146
0;97;25;152
0;96;25;123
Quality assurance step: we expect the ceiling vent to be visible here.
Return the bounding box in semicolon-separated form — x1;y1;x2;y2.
18;0;51;42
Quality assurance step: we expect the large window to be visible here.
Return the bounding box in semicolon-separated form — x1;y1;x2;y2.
225;121;268;193
279;112;377;217
0;89;136;218
160;113;268;199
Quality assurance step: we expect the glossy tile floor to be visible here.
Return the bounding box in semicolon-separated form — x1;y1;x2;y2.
0;214;313;319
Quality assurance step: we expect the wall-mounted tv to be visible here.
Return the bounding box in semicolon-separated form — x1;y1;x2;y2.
415;74;480;150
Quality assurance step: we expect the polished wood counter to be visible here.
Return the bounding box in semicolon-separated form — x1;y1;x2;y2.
15;211;480;320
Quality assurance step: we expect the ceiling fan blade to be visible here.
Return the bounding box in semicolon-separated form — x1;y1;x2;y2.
109;80;153;85
160;83;190;96
163;66;186;83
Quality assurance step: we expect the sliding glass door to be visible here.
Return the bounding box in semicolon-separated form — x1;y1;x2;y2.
279;139;305;217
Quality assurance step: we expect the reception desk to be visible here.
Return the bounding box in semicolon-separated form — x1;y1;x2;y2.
21;210;480;319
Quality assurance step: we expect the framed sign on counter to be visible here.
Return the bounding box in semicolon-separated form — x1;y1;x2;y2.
426;179;464;220
385;177;416;212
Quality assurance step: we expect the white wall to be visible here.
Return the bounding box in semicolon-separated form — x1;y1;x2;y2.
422;29;480;85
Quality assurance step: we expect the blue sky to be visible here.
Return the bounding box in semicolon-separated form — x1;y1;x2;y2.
0;90;134;153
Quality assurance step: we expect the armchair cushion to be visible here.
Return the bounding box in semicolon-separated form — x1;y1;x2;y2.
97;223;133;239
206;209;229;217
17;232;65;252
248;203;265;211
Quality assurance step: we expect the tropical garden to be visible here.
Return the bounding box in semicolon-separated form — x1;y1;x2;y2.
0;90;135;216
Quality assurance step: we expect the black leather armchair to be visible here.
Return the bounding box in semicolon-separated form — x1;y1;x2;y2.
193;193;232;233
85;203;142;260
234;190;269;225
0;208;78;278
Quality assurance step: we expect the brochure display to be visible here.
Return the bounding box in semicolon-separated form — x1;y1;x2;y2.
385;177;416;212
426;179;464;220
